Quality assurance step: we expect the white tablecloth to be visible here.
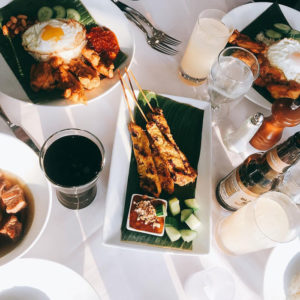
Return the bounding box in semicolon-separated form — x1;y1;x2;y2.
0;0;299;299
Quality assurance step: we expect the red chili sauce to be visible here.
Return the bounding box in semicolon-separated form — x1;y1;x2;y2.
86;26;120;61
129;195;165;234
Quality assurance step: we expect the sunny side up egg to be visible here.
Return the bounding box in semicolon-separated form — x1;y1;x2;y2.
22;19;86;63
267;38;300;83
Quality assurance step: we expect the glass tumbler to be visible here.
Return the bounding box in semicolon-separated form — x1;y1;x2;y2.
179;9;232;85
216;191;299;255
39;128;105;209
208;46;260;113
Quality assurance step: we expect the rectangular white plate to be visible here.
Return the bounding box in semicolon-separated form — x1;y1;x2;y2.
103;92;212;255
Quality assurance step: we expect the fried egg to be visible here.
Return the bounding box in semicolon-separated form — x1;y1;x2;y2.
267;38;300;83
22;19;86;63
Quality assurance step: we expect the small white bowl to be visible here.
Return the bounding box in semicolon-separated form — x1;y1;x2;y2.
0;133;52;266
126;194;167;237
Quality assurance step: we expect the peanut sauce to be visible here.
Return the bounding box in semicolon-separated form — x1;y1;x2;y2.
129;195;165;234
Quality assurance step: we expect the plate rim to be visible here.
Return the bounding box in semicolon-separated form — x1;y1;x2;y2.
222;2;300;111
0;132;52;266
0;257;100;299
263;237;300;299
0;0;135;107
102;91;212;256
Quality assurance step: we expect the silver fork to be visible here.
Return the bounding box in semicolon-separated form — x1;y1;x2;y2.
112;0;181;46
125;12;178;55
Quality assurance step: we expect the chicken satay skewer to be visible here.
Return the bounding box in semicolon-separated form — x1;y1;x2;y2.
121;71;148;123
126;68;154;112
118;69;134;123
124;70;174;193
118;70;162;197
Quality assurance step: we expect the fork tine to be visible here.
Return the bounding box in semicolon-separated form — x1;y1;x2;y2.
152;43;178;55
162;33;181;44
161;36;181;46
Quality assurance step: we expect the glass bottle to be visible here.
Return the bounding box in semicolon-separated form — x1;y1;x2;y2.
216;131;300;211
250;98;300;151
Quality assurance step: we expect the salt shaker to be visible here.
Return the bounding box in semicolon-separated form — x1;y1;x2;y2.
224;112;264;154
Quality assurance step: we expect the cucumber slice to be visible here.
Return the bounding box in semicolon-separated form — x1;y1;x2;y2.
265;29;282;40
169;198;180;216
180;208;193;222
184;198;199;210
66;8;81;21
180;229;197;243
38;6;53;22
185;213;201;230
165;226;181;242
165;216;179;228
273;23;291;34
156;203;167;217
53;6;66;19
288;29;300;39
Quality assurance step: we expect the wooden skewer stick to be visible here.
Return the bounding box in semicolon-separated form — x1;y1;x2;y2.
118;69;134;123
123;72;148;123
127;68;154;112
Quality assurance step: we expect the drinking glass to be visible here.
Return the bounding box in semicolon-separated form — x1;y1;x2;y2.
179;9;232;85
208;46;259;116
184;267;235;300
39;128;105;210
277;162;300;205
216;191;299;255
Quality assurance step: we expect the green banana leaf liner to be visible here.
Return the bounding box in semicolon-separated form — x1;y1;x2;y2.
0;0;127;103
234;3;293;104
121;92;204;250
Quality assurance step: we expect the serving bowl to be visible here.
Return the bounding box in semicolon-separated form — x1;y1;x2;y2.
0;133;52;266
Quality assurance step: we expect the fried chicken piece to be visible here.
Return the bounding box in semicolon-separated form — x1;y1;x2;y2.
69;59;100;90
0;215;22;241
82;47;100;67
55;65;86;103
267;81;300;100
30;62;56;92
95;61;114;78
229;30;266;54
49;56;64;69
82;47;114;78
148;108;197;183
128;122;162;197
146;121;196;186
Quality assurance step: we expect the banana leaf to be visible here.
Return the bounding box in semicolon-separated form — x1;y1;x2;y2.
0;0;127;103
121;92;204;250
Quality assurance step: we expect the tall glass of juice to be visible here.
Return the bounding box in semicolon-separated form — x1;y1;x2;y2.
39;128;105;209
216;191;300;255
179;9;232;85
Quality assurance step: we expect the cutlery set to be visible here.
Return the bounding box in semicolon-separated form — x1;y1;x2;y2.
111;0;181;55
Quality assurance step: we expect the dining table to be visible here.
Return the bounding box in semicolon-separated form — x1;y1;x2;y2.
0;0;299;299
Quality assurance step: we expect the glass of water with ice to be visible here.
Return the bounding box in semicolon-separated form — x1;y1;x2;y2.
208;46;259;115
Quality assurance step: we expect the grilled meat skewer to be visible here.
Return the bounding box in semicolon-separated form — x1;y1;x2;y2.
146;121;196;186
128;122;162;197
148;108;197;183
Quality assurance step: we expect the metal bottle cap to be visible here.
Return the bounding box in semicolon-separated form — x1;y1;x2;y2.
250;112;264;125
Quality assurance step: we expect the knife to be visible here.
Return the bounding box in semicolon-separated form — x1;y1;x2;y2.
0;105;40;156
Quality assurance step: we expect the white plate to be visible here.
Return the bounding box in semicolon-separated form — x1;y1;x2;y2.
0;258;99;300
0;133;52;266
103;93;212;255
222;2;300;110
0;0;135;106
264;238;300;300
